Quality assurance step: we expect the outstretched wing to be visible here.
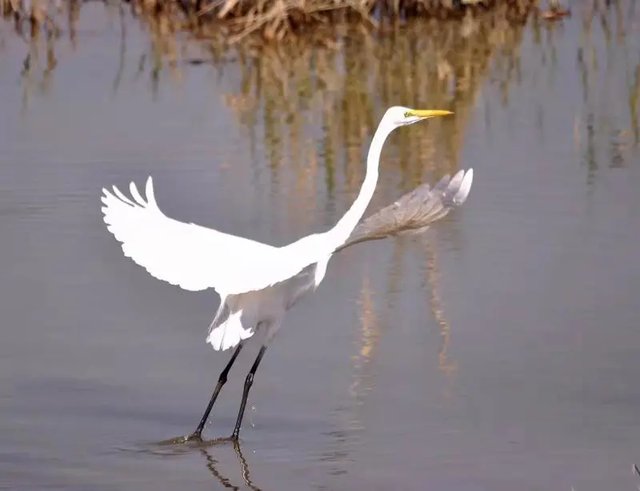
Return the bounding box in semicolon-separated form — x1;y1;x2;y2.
336;168;473;252
101;177;302;294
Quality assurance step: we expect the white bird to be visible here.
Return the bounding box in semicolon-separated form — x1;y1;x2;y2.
100;106;474;441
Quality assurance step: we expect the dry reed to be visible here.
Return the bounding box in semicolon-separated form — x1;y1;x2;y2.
2;0;536;42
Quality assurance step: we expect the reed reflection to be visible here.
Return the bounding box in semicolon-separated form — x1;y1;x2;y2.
17;20;57;109
349;272;380;409
424;239;457;390
8;0;638;183
523;0;640;179
349;236;459;404
572;0;639;177
4;0;533;180
220;12;533;218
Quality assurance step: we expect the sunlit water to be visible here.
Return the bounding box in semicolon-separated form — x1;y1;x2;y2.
1;2;639;490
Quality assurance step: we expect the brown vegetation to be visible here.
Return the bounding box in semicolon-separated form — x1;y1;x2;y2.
2;0;536;42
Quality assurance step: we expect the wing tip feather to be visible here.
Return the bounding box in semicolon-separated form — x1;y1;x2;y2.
452;168;474;205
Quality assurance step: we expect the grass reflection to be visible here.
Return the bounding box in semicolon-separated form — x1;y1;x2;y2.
7;1;636;183
572;0;639;176
213;9;534;229
3;0;533;182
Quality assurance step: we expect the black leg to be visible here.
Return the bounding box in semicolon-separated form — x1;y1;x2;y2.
231;345;267;441
189;342;244;440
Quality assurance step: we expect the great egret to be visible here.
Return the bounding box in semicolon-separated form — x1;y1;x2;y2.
101;106;474;441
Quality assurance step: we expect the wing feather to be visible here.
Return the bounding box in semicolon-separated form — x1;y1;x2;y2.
101;177;311;294
336;168;474;252
111;186;136;206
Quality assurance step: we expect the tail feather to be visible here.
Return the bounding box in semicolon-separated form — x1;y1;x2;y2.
206;309;254;351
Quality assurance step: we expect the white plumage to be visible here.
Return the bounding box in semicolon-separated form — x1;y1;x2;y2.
101;176;320;295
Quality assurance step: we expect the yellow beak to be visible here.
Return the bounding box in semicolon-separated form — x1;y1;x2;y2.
407;109;454;118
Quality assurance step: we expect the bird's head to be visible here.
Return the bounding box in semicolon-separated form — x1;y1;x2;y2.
385;106;453;128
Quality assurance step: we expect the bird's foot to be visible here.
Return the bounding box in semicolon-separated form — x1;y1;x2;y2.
183;431;204;443
153;432;204;446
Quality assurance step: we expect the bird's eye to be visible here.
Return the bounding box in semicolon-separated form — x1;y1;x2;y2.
404;111;411;118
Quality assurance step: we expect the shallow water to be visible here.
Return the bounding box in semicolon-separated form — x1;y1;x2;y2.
1;2;640;490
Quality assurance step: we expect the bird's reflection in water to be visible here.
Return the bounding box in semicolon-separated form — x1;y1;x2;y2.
200;440;261;491
142;436;262;490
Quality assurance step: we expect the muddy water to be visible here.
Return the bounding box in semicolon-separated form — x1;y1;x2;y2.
1;2;639;490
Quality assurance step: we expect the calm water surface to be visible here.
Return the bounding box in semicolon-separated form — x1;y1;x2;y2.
1;2;639;490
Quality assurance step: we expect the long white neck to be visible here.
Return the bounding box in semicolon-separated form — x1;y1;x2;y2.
326;118;395;248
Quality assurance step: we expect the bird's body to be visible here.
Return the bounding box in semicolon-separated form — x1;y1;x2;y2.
206;261;320;351
101;106;473;441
